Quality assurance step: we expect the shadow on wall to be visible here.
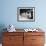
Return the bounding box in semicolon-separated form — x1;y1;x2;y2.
0;24;7;43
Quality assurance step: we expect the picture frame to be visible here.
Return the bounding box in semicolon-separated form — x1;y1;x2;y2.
17;7;35;22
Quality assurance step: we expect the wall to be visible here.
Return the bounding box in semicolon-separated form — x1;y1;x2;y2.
0;0;46;43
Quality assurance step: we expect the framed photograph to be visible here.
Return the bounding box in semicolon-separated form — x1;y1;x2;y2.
17;7;35;22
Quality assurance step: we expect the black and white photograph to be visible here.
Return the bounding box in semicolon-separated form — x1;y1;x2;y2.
17;7;35;22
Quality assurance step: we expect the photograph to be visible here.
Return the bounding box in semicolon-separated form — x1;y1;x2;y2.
17;7;35;22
